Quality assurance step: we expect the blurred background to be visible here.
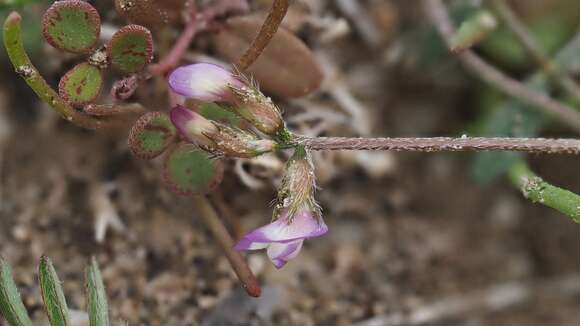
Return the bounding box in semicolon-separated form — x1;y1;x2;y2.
1;0;580;325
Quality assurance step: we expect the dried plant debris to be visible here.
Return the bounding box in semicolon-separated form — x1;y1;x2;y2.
213;16;323;98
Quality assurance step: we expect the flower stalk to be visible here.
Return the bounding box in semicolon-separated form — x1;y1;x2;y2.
191;195;261;297
293;136;580;155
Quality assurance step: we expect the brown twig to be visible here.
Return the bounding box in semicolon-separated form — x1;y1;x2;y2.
490;0;580;100
210;191;244;239
294;136;580;154
191;195;261;297
236;0;289;70
423;0;580;132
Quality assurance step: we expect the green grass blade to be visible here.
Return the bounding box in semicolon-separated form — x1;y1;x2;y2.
39;256;71;326
86;257;109;326
0;256;32;326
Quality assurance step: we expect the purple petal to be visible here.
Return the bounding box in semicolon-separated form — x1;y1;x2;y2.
233;209;328;251
168;63;241;101
169;105;216;146
267;240;304;269
169;105;196;142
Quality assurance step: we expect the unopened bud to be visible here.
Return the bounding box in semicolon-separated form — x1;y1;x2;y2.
229;83;284;136
168;63;285;136
169;63;244;102
170;104;218;149
169;105;276;158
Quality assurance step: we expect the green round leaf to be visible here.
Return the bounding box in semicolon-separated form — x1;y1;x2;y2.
58;63;103;107
42;0;101;54
108;24;153;74
163;143;224;196
128;112;177;160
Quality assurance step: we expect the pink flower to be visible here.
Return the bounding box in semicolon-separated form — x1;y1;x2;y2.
234;207;328;269
169;105;277;157
168;63;243;102
168;63;285;136
169;104;218;149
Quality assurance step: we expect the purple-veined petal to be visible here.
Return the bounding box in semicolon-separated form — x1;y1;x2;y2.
267;240;304;269
168;63;242;102
233;208;328;251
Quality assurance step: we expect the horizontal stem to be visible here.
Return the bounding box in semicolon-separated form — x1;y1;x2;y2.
294;136;580;154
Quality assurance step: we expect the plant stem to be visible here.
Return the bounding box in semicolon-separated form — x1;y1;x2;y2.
422;0;580;132
490;0;580;100
508;162;580;222
191;195;261;297
236;0;288;70
294;136;580;154
148;4;199;76
3;12;106;130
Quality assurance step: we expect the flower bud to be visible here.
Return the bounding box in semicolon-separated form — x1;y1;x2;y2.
229;83;284;136
168;63;285;136
169;104;218;149
168;63;244;102
169;105;276;158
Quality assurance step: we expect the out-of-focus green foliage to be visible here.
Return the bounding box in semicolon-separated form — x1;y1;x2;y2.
472;79;546;184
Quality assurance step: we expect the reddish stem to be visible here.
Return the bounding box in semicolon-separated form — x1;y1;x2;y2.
236;0;289;70
191;195;261;297
148;7;199;76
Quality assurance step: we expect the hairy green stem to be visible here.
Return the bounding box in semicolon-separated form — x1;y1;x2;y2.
509;162;580;221
3;12;105;130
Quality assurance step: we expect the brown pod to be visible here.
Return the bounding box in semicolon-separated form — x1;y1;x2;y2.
213;16;323;98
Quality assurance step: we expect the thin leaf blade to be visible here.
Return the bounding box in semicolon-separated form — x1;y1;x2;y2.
0;256;32;326
86;258;109;326
39;256;71;326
